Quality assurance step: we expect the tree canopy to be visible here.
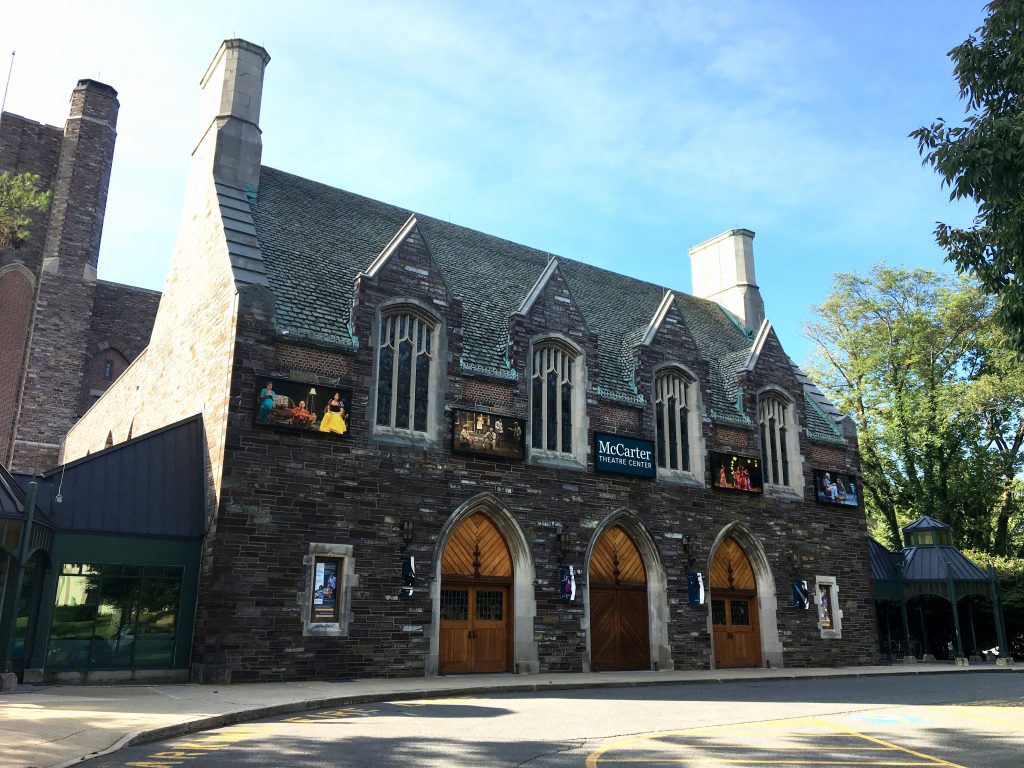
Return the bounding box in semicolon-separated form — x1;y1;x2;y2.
911;0;1024;352
0;171;51;250
805;266;1022;556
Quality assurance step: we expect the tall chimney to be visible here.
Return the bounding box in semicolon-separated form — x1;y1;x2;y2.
688;228;765;330
41;79;119;278
193;39;270;189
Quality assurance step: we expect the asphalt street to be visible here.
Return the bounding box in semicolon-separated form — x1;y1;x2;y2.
83;674;1023;768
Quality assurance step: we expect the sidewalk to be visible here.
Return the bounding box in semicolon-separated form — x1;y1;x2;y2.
1;663;1019;768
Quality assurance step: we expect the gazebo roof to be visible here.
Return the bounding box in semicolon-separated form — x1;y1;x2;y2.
903;545;989;582
902;515;951;532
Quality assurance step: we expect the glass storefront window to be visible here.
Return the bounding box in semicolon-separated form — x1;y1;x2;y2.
47;563;183;669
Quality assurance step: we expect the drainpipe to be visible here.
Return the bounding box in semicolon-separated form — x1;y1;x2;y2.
2;480;36;674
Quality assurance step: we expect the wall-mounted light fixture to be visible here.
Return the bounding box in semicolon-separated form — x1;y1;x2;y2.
401;519;414;548
788;550;802;575
557;527;571;561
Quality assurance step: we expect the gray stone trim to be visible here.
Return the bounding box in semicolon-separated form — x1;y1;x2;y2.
300;542;356;637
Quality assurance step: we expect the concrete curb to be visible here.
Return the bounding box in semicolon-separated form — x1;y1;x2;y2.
49;665;1022;767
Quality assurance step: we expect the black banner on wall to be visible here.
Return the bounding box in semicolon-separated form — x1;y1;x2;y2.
593;432;656;478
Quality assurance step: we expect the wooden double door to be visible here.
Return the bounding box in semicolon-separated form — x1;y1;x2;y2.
439;583;509;673
590;525;650;671
439;512;513;674
710;537;762;668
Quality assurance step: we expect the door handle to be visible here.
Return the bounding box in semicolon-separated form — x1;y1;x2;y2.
727;632;733;639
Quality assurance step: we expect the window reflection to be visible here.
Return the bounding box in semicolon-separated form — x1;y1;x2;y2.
48;563;182;669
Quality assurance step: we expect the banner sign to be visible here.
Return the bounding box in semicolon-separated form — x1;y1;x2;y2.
452;409;525;461
710;451;763;493
813;469;860;507
593;432;656;478
792;579;810;609
255;376;351;438
560;564;577;602
687;572;705;605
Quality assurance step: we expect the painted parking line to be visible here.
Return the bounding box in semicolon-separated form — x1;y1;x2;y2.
587;716;966;768
282;706;379;723
125;725;274;767
933;704;1024;732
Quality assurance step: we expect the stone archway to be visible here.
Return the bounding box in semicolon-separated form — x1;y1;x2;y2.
428;493;537;676
584;510;672;672
707;523;782;668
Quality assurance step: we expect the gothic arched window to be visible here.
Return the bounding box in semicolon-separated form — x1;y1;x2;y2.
375;309;437;435
530;341;578;457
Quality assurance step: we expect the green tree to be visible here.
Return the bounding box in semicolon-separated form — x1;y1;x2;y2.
804;267;1017;552
964;324;1024;555
911;0;1024;353
0;171;51;250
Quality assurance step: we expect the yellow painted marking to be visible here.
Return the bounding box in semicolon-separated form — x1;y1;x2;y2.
811;719;967;768
396;696;476;706
593;760;940;765
588;714;969;768
591;760;941;765
935;705;1024;731
284;706;379;723
128;725;270;767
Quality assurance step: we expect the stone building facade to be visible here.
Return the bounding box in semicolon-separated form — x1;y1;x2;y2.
62;39;879;682
0;81;159;474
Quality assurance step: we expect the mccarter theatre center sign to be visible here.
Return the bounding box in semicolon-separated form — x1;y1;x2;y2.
594;433;656;479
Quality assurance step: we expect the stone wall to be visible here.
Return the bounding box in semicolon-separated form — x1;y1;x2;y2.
10;81;117;472
192;223;878;682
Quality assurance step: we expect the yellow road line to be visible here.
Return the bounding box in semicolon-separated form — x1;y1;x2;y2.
592;760;943;765
934;705;1024;731
811;718;967;768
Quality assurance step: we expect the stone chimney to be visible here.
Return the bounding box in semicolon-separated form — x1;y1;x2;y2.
688;228;765;330
193;39;270;189
41;79;119;279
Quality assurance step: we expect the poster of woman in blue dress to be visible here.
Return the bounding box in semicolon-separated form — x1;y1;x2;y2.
253;377;351;438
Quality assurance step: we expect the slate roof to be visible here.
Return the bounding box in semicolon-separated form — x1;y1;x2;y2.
249;166;845;436
868;535;990;584
868;537;902;582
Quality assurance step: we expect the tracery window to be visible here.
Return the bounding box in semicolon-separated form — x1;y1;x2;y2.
531;343;575;455
654;370;692;472
375;310;435;434
758;391;795;488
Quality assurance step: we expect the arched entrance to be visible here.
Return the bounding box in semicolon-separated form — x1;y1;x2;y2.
589;525;650;671
439;511;513;673
710;537;763;668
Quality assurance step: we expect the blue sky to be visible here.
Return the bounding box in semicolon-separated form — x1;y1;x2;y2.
2;1;985;364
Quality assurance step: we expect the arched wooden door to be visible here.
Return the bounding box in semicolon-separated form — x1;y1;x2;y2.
439;512;512;674
710;537;762;668
589;525;650;671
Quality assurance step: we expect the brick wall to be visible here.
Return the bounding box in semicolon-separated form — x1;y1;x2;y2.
63;172;240;512
0;266;35;463
77;281;161;414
